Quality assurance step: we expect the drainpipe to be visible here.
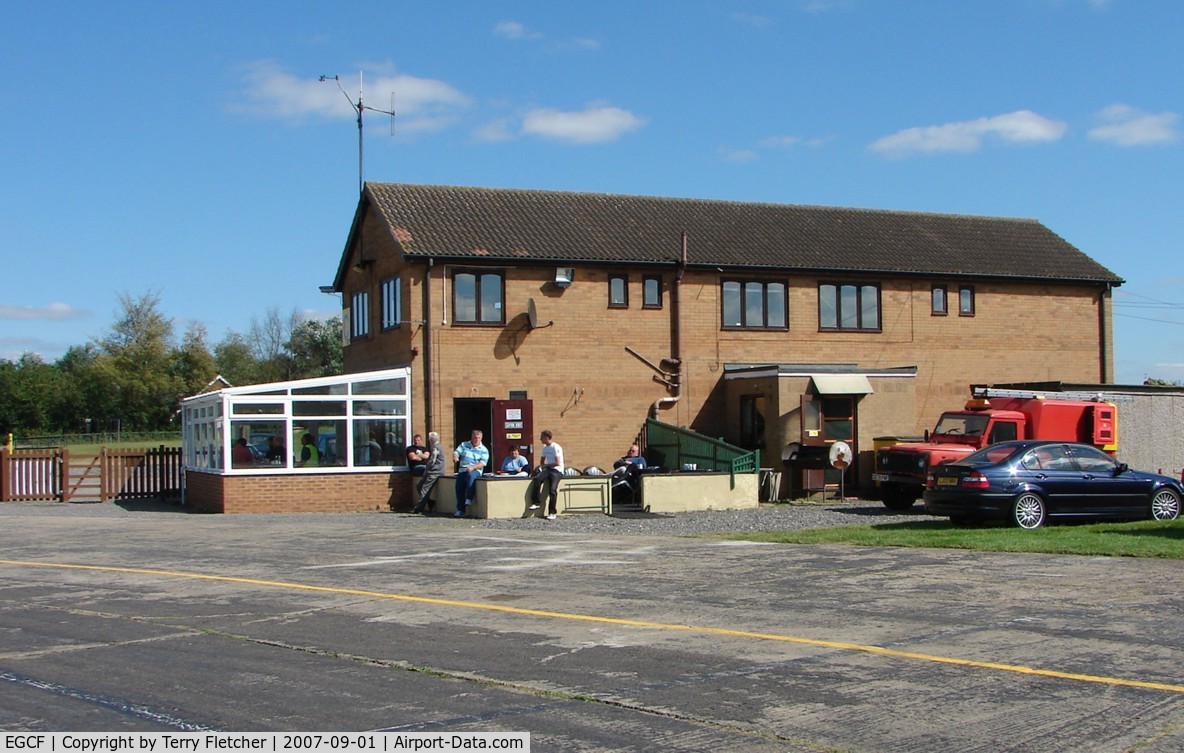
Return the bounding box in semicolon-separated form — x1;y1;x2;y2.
1098;284;1110;384
423;258;434;433
649;233;687;419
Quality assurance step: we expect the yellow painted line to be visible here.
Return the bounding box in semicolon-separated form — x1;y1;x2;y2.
4;558;1183;695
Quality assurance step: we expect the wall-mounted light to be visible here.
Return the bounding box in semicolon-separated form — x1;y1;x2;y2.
554;267;574;288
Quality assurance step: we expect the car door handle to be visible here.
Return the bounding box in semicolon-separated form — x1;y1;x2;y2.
1035;474;1047;480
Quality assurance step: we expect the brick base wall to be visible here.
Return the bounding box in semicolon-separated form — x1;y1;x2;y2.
185;470;413;514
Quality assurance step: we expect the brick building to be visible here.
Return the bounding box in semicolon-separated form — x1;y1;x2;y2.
327;183;1122;497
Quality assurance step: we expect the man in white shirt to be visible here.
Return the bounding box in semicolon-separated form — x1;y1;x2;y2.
531;429;564;520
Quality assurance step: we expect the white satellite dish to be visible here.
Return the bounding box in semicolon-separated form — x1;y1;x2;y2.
828;441;852;469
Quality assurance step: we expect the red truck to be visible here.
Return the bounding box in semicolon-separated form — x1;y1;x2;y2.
872;390;1118;510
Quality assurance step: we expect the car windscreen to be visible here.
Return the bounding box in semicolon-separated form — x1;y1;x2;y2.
961;444;1021;465
933;413;990;437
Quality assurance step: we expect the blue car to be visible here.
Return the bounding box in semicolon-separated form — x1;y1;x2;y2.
923;440;1182;529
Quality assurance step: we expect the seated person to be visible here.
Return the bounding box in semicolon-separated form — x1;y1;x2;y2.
613;444;647;471
231;437;254;468
265;435;285;462
405;434;429;475
499;447;530;476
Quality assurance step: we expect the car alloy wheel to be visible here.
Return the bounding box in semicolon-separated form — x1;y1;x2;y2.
1012;492;1046;530
1151;488;1181;522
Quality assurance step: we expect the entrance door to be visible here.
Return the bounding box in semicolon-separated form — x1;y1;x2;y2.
453;398;493;471
491;399;534;470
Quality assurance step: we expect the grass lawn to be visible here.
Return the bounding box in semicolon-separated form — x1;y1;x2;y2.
721;518;1184;559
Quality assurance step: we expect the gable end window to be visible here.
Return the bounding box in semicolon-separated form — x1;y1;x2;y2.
819;282;881;331
643;275;662;309
931;285;948;316
350;290;371;340
453;270;505;325
958;285;976;317
608;274;628;308
721;279;787;330
381;276;402;330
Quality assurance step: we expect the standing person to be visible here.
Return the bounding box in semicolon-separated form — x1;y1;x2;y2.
530;429;564;520
405;434;429;476
452;429;489;518
414;432;444;513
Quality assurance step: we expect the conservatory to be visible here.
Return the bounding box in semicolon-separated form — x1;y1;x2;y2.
180;367;416;513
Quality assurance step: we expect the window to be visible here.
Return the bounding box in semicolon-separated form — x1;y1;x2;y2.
453;270;504;324
819;283;881;331
959;286;975;316
350;290;370;339
721;279;787;329
931;285;948;316
643;276;662;309
609;274;628;308
988;421;1018;444
381;276;401;330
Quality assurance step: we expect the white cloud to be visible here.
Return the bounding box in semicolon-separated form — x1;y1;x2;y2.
730;12;772;27
1088;104;1181;146
760;135;802;149
493;21;542;40
473;118;517;143
233;60;471;134
521;104;647;144
720;147;759;163
870;110;1068;157
0;302;89;321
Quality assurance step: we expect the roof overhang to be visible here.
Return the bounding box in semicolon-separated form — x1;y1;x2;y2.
811;374;874;395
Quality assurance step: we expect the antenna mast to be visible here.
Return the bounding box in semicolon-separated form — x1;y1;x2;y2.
320;71;396;195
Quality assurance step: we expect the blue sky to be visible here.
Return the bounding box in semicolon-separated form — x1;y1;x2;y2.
1;0;1180;384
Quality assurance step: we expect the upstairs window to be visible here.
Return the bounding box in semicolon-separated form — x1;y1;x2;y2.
350;290;370;340
453;270;504;325
819;283;880;331
722;279;787;329
381;276;402;330
959;285;976;317
643;275;662;309
931;285;948;316
609;274;628;308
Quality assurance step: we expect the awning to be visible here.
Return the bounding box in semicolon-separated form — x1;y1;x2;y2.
811;374;874;395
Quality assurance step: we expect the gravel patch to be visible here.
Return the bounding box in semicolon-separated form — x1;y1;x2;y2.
0;499;941;535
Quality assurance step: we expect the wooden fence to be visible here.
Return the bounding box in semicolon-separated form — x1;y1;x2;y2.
0;446;184;503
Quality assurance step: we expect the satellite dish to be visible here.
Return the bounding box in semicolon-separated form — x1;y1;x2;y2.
828;441;852;470
526;297;553;330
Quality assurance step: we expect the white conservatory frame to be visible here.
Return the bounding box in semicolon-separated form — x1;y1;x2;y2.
181;367;413;475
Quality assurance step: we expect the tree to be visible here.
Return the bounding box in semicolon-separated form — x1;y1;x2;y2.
0;353;62;436
172;323;219;398
100;292;178;430
287;317;343;379
213;332;261;387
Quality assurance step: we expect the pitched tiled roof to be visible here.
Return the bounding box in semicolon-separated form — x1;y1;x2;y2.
363;183;1122;284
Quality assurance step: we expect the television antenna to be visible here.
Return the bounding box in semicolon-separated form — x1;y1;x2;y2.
319;71;396;195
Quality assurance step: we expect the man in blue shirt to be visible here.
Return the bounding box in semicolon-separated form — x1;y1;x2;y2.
499;447;530;476
452;429;489;517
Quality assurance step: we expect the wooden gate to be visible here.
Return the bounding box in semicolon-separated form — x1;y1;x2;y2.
1;447;184;503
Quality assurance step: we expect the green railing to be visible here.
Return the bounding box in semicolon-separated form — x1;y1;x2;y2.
643;419;758;484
